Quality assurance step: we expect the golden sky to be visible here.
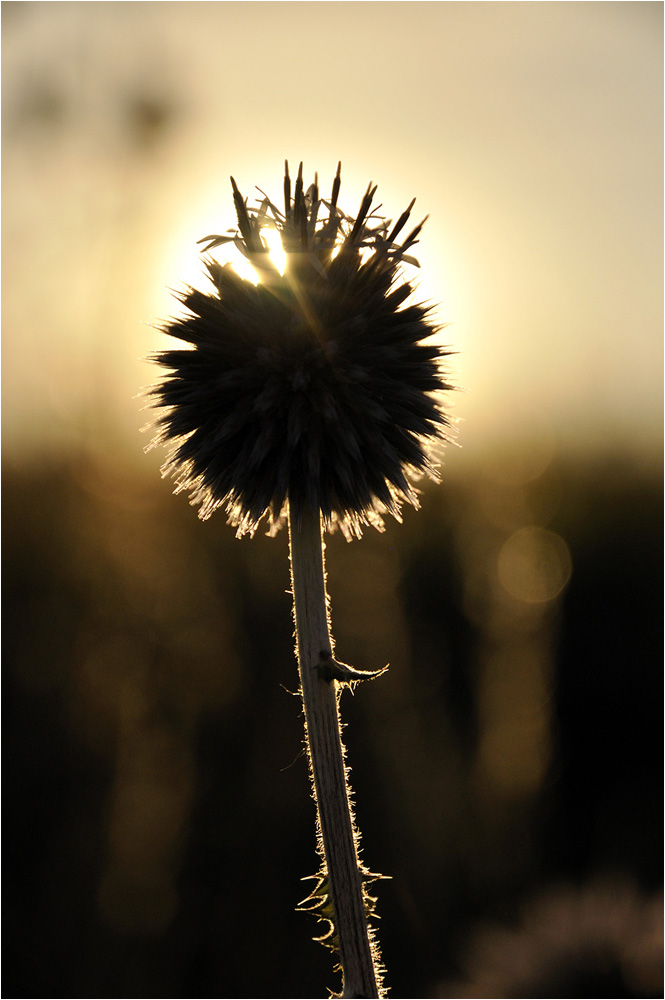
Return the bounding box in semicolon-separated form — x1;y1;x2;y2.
2;1;662;470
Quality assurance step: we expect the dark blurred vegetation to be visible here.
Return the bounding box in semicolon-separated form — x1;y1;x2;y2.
2;448;662;999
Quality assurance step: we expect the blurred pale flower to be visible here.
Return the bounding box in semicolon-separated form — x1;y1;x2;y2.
439;879;663;999
148;162;453;537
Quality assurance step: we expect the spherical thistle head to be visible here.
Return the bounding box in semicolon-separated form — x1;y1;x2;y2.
147;162;456;538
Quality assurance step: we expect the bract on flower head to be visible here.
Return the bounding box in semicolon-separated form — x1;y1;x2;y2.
148;162;455;538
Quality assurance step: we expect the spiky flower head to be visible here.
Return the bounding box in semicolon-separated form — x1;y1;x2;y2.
148;162;454;538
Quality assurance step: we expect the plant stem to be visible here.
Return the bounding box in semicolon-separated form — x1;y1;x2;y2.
288;505;381;999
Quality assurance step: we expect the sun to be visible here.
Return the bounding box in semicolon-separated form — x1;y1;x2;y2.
158;222;288;298
224;228;287;284
260;227;286;276
206;227;289;286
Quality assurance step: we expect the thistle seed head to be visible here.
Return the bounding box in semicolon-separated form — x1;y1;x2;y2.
148;162;455;538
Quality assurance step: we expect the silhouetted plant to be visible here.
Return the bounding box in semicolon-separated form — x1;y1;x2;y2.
147;162;454;998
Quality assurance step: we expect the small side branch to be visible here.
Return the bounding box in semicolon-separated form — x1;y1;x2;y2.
315;652;389;686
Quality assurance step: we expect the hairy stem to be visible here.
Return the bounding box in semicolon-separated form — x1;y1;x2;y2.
288;505;381;999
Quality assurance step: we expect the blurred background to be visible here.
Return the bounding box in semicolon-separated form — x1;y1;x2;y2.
2;2;662;997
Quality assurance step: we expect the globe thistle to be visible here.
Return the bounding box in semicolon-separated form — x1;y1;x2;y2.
148;162;454;538
145;163;457;998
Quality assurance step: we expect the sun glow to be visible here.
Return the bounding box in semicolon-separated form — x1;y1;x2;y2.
157;214;288;298
230;254;260;285
220;228;286;285
261;227;287;276
156;189;462;359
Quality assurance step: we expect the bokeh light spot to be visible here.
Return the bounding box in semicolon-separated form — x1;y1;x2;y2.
498;526;572;604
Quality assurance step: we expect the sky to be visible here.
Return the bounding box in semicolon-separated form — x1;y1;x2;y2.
2;1;663;473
